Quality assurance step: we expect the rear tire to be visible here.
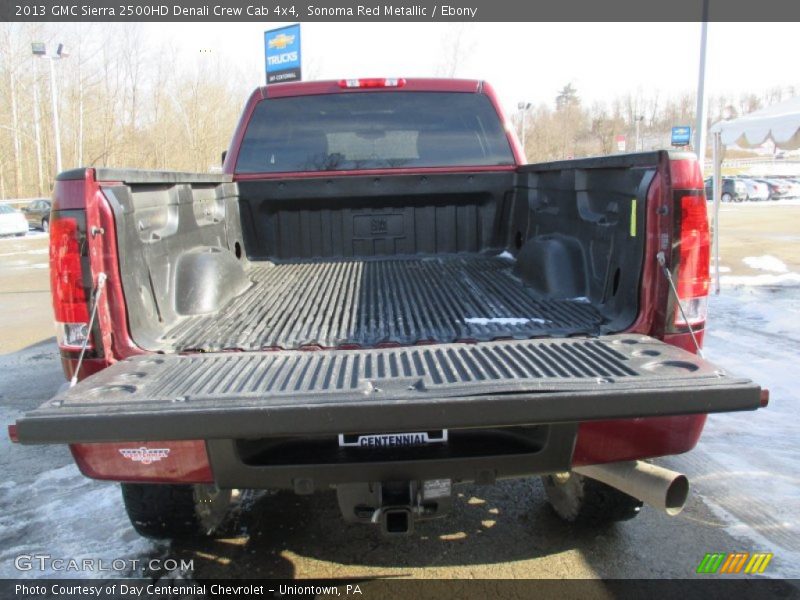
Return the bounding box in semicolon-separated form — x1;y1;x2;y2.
121;483;231;539
542;472;643;524
721;192;732;203
42;218;49;233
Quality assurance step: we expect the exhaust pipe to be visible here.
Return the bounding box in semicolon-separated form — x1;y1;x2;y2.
574;460;689;516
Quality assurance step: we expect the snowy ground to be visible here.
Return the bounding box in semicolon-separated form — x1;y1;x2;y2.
0;346;155;580
680;279;800;576
0;230;48;243
0;453;154;579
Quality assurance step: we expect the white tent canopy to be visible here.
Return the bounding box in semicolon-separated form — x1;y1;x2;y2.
709;95;800;150
707;95;800;293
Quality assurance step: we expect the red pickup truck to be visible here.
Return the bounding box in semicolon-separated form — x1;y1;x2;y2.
12;78;763;538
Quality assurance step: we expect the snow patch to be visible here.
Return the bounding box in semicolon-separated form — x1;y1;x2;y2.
465;317;550;326
720;272;800;287
699;492;800;578
710;265;731;274
569;296;591;303
743;255;789;273
0;231;48;242
0;409;152;579
496;251;516;261
694;287;800;575
0;250;47;257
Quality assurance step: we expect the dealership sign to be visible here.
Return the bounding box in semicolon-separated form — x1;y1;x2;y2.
671;126;692;147
265;24;301;84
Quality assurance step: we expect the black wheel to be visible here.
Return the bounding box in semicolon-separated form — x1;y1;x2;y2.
15;232;25;237
42;218;49;233
542;472;643;524
121;483;232;539
721;192;732;203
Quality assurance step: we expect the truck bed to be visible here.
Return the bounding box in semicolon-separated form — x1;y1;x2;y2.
98;162;656;354
162;254;604;352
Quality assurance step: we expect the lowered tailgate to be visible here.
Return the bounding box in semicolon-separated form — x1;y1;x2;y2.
16;335;761;444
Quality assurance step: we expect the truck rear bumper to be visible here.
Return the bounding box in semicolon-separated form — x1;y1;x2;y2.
206;424;579;490
66;415;709;488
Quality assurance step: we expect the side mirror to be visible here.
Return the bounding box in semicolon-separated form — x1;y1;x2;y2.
221;150;227;166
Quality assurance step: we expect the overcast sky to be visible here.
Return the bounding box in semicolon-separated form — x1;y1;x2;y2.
146;21;799;113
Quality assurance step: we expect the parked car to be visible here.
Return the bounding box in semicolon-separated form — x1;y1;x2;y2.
12;78;764;540
704;177;747;202
0;203;29;237
778;177;800;198
754;178;790;200
738;178;770;202
21;198;52;231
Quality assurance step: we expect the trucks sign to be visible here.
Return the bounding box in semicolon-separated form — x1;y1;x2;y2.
265;24;301;84
671;126;692;147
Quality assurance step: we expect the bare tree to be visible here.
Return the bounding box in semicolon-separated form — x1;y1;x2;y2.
435;24;475;78
1;21;799;200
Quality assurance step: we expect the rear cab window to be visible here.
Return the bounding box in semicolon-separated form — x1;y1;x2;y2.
235;91;514;173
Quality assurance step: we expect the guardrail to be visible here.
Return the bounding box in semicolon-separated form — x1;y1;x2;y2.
704;158;800;174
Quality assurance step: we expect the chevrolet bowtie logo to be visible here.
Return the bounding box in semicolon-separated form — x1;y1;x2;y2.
268;34;295;50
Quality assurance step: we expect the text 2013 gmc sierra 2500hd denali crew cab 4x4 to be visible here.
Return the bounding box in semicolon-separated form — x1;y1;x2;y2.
10;78;764;537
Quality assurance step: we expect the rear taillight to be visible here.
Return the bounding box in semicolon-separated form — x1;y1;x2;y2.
674;194;710;327
70;440;213;483
49;215;91;349
338;78;406;89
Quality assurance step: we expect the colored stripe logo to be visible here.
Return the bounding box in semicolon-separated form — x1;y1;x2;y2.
696;552;773;574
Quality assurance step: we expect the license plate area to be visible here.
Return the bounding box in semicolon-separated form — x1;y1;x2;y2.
338;430;448;449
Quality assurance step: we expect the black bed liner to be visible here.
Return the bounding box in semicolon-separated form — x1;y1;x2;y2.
15;334;761;444
162;254;604;352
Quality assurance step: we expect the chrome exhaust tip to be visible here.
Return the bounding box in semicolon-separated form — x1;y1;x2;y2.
575;460;689;516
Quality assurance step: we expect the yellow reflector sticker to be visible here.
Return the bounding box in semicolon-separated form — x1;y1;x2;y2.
630;198;637;237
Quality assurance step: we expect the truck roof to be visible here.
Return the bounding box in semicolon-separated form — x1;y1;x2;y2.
259;78;485;99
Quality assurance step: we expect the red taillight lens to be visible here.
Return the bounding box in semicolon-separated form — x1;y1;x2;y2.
70;440;213;483
674;194;710;327
677;195;710;299
338;78;406;89
50;216;91;347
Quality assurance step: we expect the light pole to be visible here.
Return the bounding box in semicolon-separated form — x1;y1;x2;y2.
694;0;710;168
634;115;644;151
517;101;531;160
30;54;44;195
32;42;69;174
